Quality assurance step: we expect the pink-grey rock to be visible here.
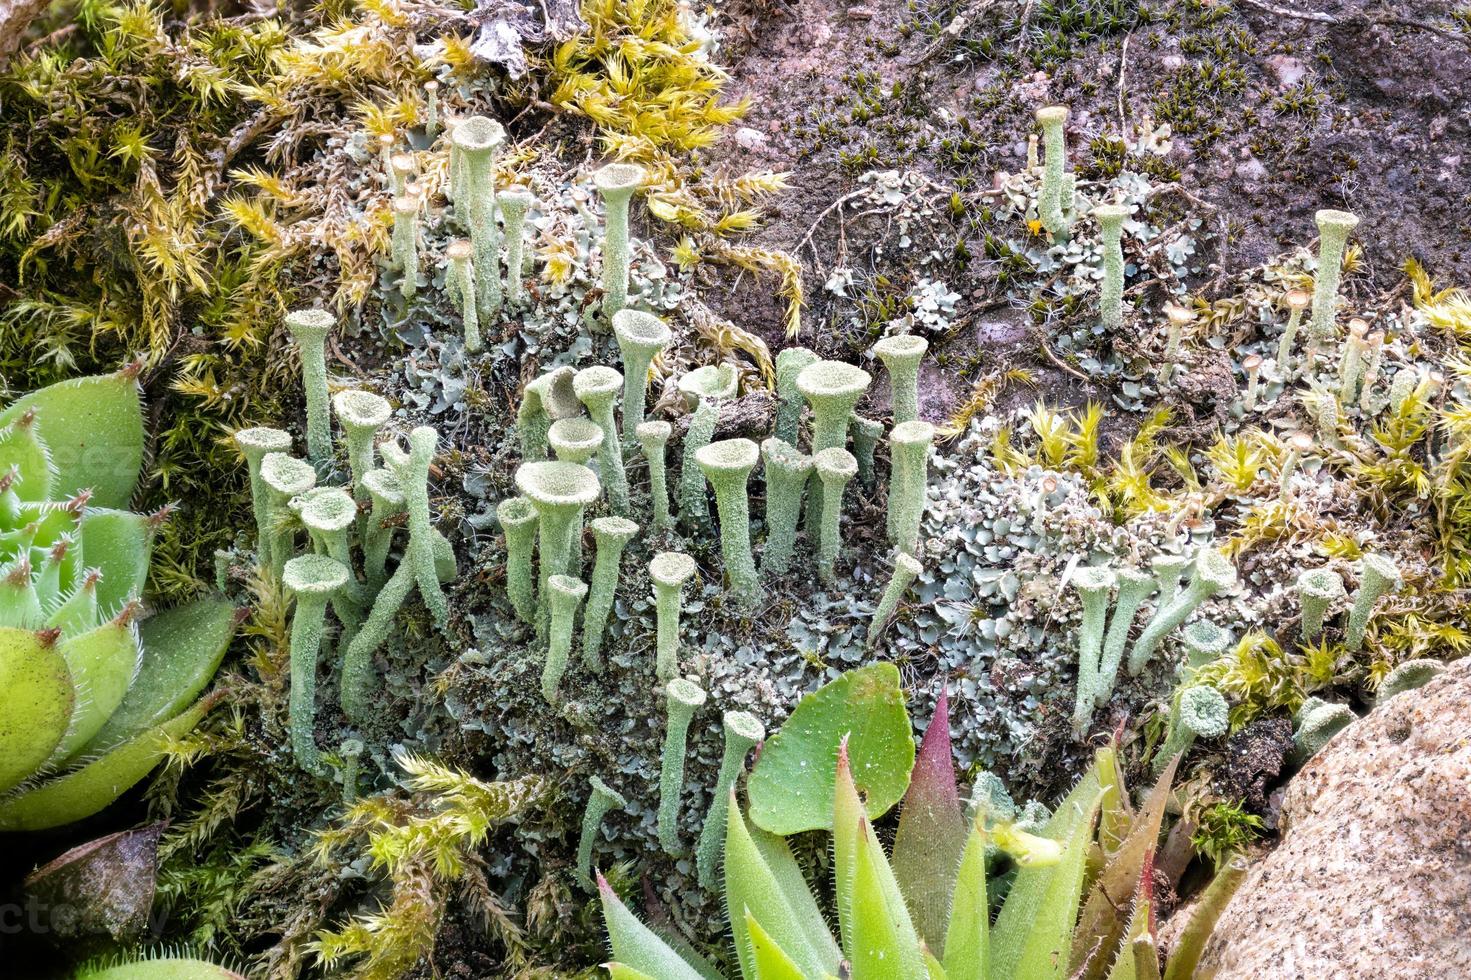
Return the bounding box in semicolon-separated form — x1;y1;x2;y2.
1199;657;1471;977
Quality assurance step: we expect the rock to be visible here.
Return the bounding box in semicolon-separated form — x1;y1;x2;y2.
25;824;163;942
1265;55;1307;89
733;127;767;151
1199;658;1471;977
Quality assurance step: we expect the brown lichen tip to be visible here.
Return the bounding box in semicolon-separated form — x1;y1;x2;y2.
6;558;31;586
63;489;93;515
1163;301;1195;326
446;238;473;262
118;358;145;381
146;502;177;531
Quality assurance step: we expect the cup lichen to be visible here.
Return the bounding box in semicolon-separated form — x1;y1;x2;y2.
283;309;336;463
657;677;706;855
581;516;639;671
649;551;697;681
758;437;812;577
696;438;760;599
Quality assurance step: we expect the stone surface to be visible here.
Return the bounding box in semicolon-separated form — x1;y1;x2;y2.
1200;658;1471;977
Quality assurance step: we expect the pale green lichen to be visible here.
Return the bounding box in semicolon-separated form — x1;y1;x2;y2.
1069;566;1115;737
452;116;507;319
284;309;336;463
259;451;316;580
1036;105;1072;240
677;364;737;527
1095;567;1154;709
1307;209;1360;358
1296;567;1345;641
637;420;673;531
575;366;630;514
695;710;764;889
1275;288;1312;379
872;334;927;425
518;366;581;461
497;185;534;305
1378;658;1442;702
797;360;870;533
390;194;419;300
498;496;539;625
812;446;857;585
1128;548;1237;675
773;347;818;446
361;468;404;591
1094;204;1128;332
582;516;639;671
543;574;588;702
649;551;696;681
613;310;672;443
1181;620;1233;671
1290;700;1354;766
657;677;706;855
577;775;627;891
887;420;934;556
549;417;604;465
593;162;645;325
331;389;391;502
446;238;479;352
758;437;812;578
515;461;601;624
848;414;884;489
1156;684;1229;774
283;553;349;775
233;427;292;571
696;438;760;600
866;552;922;651
1345;553;1400;652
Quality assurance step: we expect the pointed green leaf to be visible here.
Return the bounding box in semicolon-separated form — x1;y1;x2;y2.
73;957;242;979
0;416;55;501
50;619;140;765
82;596;235;755
748;819;842;968
604;966;659;980
727;792;840;978
749;662;914;834
1104;891;1152;980
598;876;706;980
925;950;950;980
0;695;213;831
0;627;74;793
892;688;967;955
1072;757;1174;980
0;371;144;509
942;822;991;980
78;508;153;614
991;756;1108;980
747;911;808;980
849;808;927;980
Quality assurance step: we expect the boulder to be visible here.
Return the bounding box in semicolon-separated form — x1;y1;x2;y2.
1199;657;1471;977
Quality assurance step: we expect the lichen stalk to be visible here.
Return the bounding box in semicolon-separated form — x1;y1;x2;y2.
797;360;871;532
1345;554;1400;651
497;185;534;305
1155;684;1228;775
1296;567;1344;641
1094;204;1128;331
696;438;760;600
517;367;580;462
283;554;349;776
637;421;673;531
873;334;927;424
613;310;672;442
773;347;818;445
331;390;391;503
649;551;696;681
1307;208;1360;354
866;552;922;650
446;239;479;352
1036;105;1071;240
362;468;404;591
498;496;539;625
390;195;419;300
758;438;811;578
593;162;645;326
582;516;639;671
695;711;764;889
574;366;630;515
813;447;857;585
888;420;934;555
1276;288;1311;377
677;365;737;527
516;461;601;625
284;309;336;463
543;574;587;702
1127;548;1237;675
1070;566;1115;737
849;414;883;489
234;427;292;571
1095;568;1153;709
260;452;316;581
452;115;506;320
576;777;627;891
657;678;707;855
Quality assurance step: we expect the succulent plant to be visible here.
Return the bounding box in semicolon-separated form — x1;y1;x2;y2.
284;308;336;463
867;552;922;650
451;115;506;319
758;437;812;577
577;775;628;890
697;438;760;599
1345;553;1400;651
773;347;819;446
574;365;630;514
873;334;928;425
445;238;479;352
497;184;534;305
1307;208;1360;357
636;420;673;531
677;364;738;526
75;954;244;979
582;515;639;670
813;446;857;584
1296;567;1345;641
613;310;672;443
593;162;645;324
0;371;236;831
1036;104;1072;240
283;554;349;774
543;573;588;702
888;420;934;556
1155;684;1229;774
657;677;706;854
649;551;696;681
695;709;765;890
1128;548;1237;675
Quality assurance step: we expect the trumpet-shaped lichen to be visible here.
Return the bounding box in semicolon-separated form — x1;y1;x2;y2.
576;775;627;890
284;309;336;463
452;116;506;319
1070;565;1115;736
637;420;673;531
1296;567;1345;641
582;516;639;670
1094;204;1128;332
331;390;390;502
758;437;812;577
1156;684;1229;774
812;447;857;584
574;366;630;514
873;334;927;425
234;427;292;570
497;185;534;305
446;239;479;352
515;461;601;620
1128;548;1237;675
677;364;738;527
283;554;348;775
593;162;645;325
518;367;581;462
1036;105;1072;240
543;574;587;702
866;552;922;650
1095;567;1154;709
773;347;818;446
613;310;672;442
657;677;706;855
649;551;696;681
1345;554;1400;652
695;710;764;889
696;438;760;600
498;496;539;625
887;420;934;556
1308;209;1360;353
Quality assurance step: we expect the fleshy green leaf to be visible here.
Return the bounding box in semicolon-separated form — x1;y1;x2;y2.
0;695;214;831
892;688;967;955
925;949;950;980
990;753;1108;980
0;415;55;501
942;821;991;980
604;966;659;980
599;876;707;980
0;370;144;509
747;911;808;980
0;627;74;793
50;619;140;765
849;805;927;980
749;662;914;834
82;596;236;756
74;957;243;979
78;508;154;615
